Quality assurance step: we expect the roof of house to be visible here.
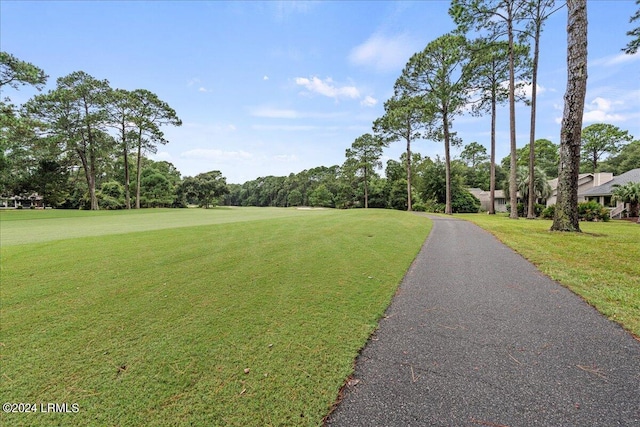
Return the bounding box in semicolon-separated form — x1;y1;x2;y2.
580;168;640;196
467;188;506;199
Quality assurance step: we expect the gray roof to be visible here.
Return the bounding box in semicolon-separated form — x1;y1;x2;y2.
580;168;640;196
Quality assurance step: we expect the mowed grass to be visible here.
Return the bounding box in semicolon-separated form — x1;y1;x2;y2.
0;207;310;246
459;214;640;337
0;208;431;426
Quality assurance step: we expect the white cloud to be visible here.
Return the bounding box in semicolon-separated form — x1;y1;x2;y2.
360;95;378;107
295;76;360;100
263;75;269;80
180;149;252;161
518;82;546;99
198;87;210;93
187;78;201;87
349;33;418;72
583;96;626;123
592;51;640;67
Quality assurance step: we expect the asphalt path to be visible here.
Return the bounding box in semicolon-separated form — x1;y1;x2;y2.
326;215;640;427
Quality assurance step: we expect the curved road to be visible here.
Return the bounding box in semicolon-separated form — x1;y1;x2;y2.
326;215;640;426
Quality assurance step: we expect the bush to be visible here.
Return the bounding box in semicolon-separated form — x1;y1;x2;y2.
412;202;427;212
541;205;555;219
507;202;547;217
506;203;525;217
578;201;610;222
452;190;481;213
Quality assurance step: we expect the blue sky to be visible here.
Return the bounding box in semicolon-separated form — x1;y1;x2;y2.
2;1;639;184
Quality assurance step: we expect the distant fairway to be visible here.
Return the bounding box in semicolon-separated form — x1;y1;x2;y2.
0;207;315;247
0;208;431;426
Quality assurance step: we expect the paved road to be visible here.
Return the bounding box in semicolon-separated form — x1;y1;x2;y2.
326;215;640;426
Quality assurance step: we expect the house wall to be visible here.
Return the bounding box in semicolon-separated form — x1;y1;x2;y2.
546;172;615;206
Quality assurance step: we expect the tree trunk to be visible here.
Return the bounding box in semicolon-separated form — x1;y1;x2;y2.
123;148;131;209
364;166;369;209
444;111;452;215
121;118;131;209
489;89;497;215
76;148;97;211
135;129;143;209
527;23;542;219
508;16;519;219
405;133;412;212
551;0;587;232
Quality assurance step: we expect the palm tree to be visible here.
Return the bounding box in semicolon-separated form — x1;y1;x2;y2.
612;182;640;222
504;166;552;216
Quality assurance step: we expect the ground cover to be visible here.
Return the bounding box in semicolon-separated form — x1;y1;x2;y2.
0;207;310;247
459;214;640;337
0;208;431;426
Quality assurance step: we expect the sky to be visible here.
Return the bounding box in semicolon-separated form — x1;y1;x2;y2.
1;0;639;184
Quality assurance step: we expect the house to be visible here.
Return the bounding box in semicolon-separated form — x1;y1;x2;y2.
0;193;44;209
467;188;508;212
468;168;639;216
546;172;613;206
580;168;640;218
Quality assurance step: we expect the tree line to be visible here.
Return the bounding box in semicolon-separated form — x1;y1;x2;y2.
1;53;229;210
2;0;639;225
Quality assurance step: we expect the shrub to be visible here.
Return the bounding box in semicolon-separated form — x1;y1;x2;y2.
541;205;555;219
507;202;547;217
412;202;427;212
578;201;610;222
506;203;525;217
452;190;481;213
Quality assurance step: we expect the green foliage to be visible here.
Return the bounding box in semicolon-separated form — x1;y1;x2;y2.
373;94;427;211
612;181;640;218
179;170;228;208
345;133;385;208
287;189;303;207
308;184;334;207
452;189;481;213
624;0;640;54
502;138;560;178
97;181;125;210
541;204;555;219
577;201;610;222
418;157;462;202
580;123;634;173
598;140;640;175
0;51;48;92
398;33;473;213
507;202;546;218
503;165;552;211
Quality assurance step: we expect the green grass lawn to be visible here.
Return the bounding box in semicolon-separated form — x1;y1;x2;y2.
0;208;431;426
459;214;640;337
